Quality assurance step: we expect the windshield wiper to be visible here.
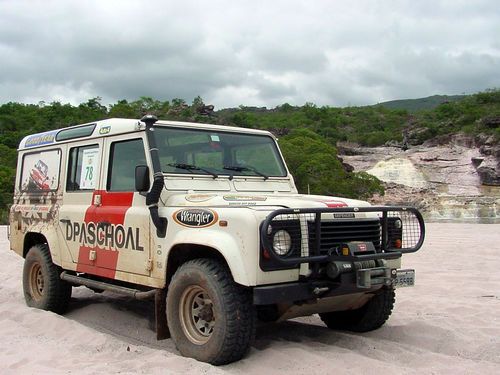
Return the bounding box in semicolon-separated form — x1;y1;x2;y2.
223;165;269;180
167;163;219;179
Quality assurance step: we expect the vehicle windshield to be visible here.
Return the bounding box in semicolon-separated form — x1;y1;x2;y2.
155;127;287;178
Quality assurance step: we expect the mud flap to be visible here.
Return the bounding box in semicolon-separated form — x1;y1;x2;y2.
155;289;170;340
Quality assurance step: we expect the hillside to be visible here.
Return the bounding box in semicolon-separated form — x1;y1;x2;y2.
215;90;499;147
376;94;466;112
0;90;499;223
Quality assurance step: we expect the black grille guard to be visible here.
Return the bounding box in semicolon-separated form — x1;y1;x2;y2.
260;206;425;267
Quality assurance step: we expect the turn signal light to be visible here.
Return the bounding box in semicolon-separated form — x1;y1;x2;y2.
342;247;349;256
394;239;402;249
263;248;271;259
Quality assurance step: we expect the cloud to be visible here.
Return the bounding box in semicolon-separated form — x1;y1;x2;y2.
0;0;499;109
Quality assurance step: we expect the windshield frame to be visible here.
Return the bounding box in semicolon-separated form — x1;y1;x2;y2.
153;125;289;179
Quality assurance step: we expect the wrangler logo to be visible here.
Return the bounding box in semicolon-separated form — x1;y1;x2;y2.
173;209;218;228
64;220;144;251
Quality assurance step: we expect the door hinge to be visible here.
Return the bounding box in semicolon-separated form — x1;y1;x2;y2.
146;258;153;271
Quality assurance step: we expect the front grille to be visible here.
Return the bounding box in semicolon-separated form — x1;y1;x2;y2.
308;219;382;255
260;207;425;271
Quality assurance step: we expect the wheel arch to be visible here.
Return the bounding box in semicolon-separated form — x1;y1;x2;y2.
23;232;48;258
165;242;252;287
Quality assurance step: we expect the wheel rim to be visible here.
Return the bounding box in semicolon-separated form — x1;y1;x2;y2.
179;285;215;345
29;262;44;301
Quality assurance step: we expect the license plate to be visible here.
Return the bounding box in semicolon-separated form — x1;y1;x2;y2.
394;269;415;288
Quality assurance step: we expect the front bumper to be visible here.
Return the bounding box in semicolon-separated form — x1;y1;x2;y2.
253;265;404;305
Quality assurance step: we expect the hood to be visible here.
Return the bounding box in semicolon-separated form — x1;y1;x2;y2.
163;192;370;210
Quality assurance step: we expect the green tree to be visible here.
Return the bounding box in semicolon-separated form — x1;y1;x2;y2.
279;129;384;199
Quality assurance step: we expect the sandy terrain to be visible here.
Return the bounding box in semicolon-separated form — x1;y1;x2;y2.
1;224;499;374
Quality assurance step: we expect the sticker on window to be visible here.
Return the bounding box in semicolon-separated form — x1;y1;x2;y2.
21;149;61;191
80;149;99;189
210;135;220;142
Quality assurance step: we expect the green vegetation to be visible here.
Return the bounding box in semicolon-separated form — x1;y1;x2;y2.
1;90;499;223
377;94;466;112
218;90;500;146
279;129;383;198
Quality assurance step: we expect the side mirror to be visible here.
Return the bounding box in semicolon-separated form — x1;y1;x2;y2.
135;165;150;192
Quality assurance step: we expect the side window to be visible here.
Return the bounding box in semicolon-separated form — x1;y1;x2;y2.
20;149;61;192
108;139;147;192
67;145;100;191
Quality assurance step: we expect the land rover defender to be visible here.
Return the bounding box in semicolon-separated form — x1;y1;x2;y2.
9;115;425;364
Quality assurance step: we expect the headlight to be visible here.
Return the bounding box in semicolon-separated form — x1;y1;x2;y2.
394;219;402;229
272;230;292;256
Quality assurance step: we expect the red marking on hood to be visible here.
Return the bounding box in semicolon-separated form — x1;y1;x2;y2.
77;190;134;279
321;200;348;208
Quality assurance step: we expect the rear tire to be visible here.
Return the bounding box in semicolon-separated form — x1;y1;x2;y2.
166;258;255;365
319;288;395;332
23;244;72;314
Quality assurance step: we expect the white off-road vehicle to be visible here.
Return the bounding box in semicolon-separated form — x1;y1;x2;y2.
9;115;424;364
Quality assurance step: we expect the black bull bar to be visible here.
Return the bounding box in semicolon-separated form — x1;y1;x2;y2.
259;206;425;267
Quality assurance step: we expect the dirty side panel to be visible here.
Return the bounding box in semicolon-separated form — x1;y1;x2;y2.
10;146;65;264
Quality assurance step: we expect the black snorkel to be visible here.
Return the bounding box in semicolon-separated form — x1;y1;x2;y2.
142;114;167;237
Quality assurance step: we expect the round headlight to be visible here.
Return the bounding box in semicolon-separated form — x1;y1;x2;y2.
272;230;292;256
394;219;402;229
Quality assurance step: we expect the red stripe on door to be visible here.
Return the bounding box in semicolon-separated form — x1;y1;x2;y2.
76;190;134;279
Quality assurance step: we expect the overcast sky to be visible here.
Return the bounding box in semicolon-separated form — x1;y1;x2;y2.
1;0;499;109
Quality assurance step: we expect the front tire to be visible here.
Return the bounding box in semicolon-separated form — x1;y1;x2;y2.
319;288;395;332
166;258;255;365
23;244;72;314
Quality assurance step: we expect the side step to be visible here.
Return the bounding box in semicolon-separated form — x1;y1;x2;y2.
60;271;157;300
60;272;170;340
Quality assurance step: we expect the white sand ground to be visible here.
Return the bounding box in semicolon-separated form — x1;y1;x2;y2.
0;224;499;374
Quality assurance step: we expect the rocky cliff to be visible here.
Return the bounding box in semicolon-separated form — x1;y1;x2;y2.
338;134;500;222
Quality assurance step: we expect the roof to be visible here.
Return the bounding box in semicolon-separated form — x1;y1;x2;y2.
18;118;274;150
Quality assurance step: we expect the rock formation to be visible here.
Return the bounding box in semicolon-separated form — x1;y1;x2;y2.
338;134;500;222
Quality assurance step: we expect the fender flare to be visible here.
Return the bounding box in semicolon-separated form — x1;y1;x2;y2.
167;229;256;286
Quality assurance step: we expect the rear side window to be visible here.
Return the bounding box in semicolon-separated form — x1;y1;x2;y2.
56;124;96;142
20;149;61;192
66;145;100;191
107;139;147;191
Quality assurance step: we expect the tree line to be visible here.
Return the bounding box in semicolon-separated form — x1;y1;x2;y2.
1;90;499;223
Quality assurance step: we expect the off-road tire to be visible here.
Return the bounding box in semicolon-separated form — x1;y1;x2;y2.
319;288;395;332
23;244;72;314
166;258;255;365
